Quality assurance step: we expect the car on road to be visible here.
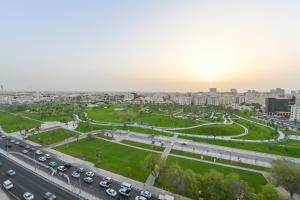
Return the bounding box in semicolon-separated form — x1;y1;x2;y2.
48;162;57;168
23;192;34;200
85;171;95;177
35;150;43;155
38;156;47;162
72;171;80;178
106;188;117;197
83;177;93;184
99;180;111;188
3;180;13;190
45;154;51;159
44;192;57;200
119;187;131;197
22;150;29;154
140;191;152;199
57;165;67;172
7;169;16;176
135;196;147;200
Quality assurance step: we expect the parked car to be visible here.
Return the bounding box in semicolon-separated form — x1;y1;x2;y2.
106;188;117;197
85;171;95;177
135;196;147;200
72;171;80;178
22;150;29;154
48;162;57;168
38;156;47;162
119;187;131;197
3;180;13;190
64;163;72;169
35;150;43;155
121;182;132;190
23;192;34;200
57;166;67;172
99;180;111;188
44;192;56;200
25;145;30;149
83;177;93;184
7;169;16;176
140;191;152;199
45;154;51;159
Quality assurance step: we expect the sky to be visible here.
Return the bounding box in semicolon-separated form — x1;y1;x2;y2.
0;0;300;92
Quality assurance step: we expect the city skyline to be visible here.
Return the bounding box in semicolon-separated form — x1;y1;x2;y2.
1;0;300;92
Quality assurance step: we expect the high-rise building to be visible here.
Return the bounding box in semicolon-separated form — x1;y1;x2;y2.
230;88;237;94
270;88;285;97
265;97;295;115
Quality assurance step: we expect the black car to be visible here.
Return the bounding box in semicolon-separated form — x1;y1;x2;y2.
5;144;12;148
64;163;72;169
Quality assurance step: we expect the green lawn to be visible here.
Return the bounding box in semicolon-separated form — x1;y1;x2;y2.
27;128;79;145
234;118;278;140
75;122;172;136
55;137;158;181
85;104;199;128
0;111;41;133
163;156;267;192
121;140;165;152
21;111;73;123
173;123;244;136
170;149;268;171
178;136;300;158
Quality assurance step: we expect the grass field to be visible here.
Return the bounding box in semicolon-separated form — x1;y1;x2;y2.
0;111;41;133
173;123;244;136
234;118;278;140
161;156;267;192
21;111;73;123
121;140;165;152
75;122;172;136
27;128;79;145
170;149;268;171
85;104;199;128
178;135;300;158
55;137;158;181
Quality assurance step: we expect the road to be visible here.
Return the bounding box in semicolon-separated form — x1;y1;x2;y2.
0;135;156;200
0;155;80;200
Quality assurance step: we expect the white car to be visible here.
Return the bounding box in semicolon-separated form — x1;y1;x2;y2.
83;177;93;184
119;187;131;197
141;190;152;199
44;192;56;200
22;150;29;154
85;171;95;177
103;177;112;182
38;156;47;162
135;196;147;200
15;141;20;145
45;154;51;159
3;180;13;190
72;171;80;178
23;192;34;200
57;166;67;172
35;150;43;155
99;180;111;188
7;169;16;176
106;188;117;197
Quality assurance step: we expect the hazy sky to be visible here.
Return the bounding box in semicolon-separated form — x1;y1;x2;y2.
1;0;300;92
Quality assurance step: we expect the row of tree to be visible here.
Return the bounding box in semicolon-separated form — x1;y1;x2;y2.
143;154;299;200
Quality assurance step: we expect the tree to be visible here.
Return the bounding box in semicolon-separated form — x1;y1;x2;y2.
202;170;227;200
270;159;300;198
258;184;280;200
143;154;160;178
225;173;256;200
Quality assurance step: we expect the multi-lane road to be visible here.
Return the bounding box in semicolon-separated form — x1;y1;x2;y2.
0;134;158;200
0;155;80;200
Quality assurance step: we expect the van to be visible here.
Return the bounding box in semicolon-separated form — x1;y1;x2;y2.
121;182;132;189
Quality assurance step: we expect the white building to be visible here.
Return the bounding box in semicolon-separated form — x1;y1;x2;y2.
290;96;300;122
192;94;207;105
